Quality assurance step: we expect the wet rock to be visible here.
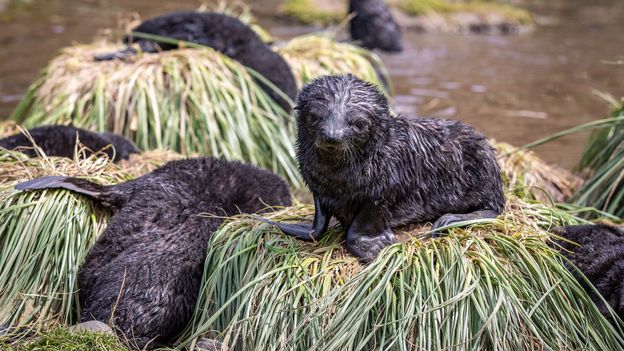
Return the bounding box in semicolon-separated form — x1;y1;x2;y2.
70;320;114;335
196;338;229;351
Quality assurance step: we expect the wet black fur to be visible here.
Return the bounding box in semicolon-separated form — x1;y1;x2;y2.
0;125;139;162
17;158;292;349
349;0;402;52
552;224;624;322
99;12;297;112
295;75;504;256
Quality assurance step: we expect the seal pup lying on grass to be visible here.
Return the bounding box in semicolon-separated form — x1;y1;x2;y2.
268;74;504;262
552;224;624;322
0;125;139;162
95;12;297;112
16;158;291;350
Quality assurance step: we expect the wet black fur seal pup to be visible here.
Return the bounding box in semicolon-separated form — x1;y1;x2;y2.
268;75;504;262
349;0;402;52
0;125;139;162
16;157;292;349
551;224;624;322
95;12;297;112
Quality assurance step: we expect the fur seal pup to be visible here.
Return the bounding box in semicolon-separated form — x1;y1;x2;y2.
267;74;504;262
0;125;139;162
551;224;624;322
16;158;292;349
349;0;403;52
94;12;297;112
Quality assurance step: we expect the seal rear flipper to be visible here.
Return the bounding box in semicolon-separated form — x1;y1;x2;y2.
16;176;107;201
430;210;500;236
93;46;139;61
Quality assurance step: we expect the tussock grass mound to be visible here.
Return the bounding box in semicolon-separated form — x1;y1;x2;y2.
495;141;583;203
10;42;302;186
277;34;390;91
0;148;177;330
1;145;622;349
179;197;624;350
575;103;624;217
522;99;624;218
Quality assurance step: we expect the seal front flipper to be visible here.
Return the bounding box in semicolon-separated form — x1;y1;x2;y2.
264;196;330;241
430;209;500;237
345;204;396;263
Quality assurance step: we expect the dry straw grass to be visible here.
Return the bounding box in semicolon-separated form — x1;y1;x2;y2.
276;33;390;91
495;141;583;203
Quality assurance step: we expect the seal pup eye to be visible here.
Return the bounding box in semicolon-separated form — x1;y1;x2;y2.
352;119;368;133
306;113;321;127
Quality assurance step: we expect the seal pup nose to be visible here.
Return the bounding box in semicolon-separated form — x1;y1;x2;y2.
318;129;345;151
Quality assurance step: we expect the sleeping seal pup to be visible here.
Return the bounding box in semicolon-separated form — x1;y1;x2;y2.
0;125;139;162
16;158;292;349
267;74;504;262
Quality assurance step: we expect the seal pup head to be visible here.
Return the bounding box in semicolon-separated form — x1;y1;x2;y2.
295;74;390;161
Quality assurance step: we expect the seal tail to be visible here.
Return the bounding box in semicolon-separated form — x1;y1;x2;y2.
16;176;108;201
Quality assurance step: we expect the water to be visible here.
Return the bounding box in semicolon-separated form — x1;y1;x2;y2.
1;0;623;168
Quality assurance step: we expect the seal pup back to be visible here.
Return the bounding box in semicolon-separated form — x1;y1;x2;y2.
269;74;504;262
16;157;292;349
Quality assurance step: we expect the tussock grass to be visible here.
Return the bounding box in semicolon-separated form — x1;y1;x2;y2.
576;103;624;217
179;196;623;350
0;326;129;351
495;141;583;203
0;153;119;329
522;99;624;218
0;120;19;138
276;33;390;91
10;42;302;187
0;148;176;330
